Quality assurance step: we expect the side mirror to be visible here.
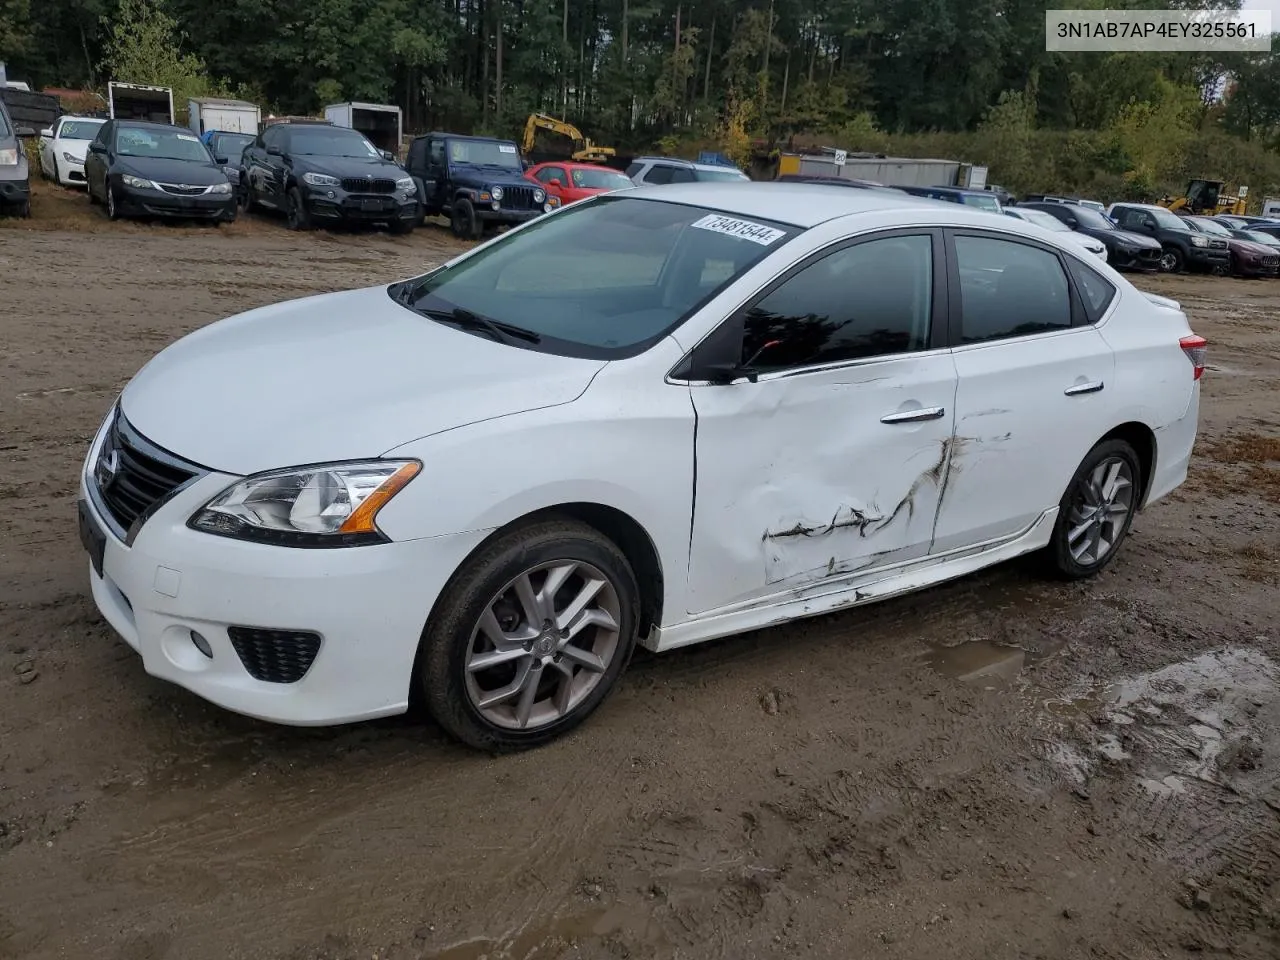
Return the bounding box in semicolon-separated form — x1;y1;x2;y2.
40;128;54;138
381;150;394;162
1142;218;1157;231
548;178;563;188
1064;215;1078;228
14;126;35;138
88;141;106;154
266;145;283;157
216;156;229;165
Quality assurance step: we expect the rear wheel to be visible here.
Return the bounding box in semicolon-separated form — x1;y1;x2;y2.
419;519;641;751
1045;439;1141;580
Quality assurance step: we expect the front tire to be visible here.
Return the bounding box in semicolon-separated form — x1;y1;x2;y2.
105;183;121;221
1045;439;1141;580
450;198;481;240
285;186;312;231
420;519;641;751
1159;247;1184;273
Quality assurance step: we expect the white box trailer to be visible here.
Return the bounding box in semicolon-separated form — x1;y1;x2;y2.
324;102;403;154
108;82;174;124
188;97;261;136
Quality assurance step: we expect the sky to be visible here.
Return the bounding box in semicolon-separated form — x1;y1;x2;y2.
1241;0;1280;24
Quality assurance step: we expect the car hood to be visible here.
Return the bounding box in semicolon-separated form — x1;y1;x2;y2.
451;161;531;187
1106;228;1161;249
292;155;406;179
1229;238;1275;256
116;155;227;185
1063;232;1104;249
119;286;607;475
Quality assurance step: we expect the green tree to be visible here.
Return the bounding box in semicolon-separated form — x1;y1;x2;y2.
102;0;217;119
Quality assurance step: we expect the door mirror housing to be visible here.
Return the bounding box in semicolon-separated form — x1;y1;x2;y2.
216;156;229;165
40;127;54;139
88;141;107;154
380;149;394;162
548;178;563;188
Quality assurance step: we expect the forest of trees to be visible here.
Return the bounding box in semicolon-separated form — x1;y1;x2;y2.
7;0;1280;200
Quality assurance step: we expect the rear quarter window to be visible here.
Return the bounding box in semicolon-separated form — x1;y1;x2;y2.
1067;257;1117;324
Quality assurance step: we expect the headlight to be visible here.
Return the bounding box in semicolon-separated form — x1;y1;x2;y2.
1190;235;1208;248
0;148;16;166
189;460;421;547
62;151;80;163
122;174;154;189
208;182;232;195
491;185;504;200
533;188;546;204
302;172;341;187
397;176;415;194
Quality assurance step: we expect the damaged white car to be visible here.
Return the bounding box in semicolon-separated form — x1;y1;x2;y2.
78;183;1206;750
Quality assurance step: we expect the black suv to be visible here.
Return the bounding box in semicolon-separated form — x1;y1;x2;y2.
1019;201;1163;272
1108;202;1229;274
405;133;554;239
241;120;417;232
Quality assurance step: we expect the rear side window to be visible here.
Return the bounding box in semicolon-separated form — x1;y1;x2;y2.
668;167;695;183
643;165;673;185
1068;258;1117;323
624;162;641;177
954;235;1072;344
740;234;934;371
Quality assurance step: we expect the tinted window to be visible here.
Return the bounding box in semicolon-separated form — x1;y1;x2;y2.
694;168;748;182
1067;258;1116;323
394;197;796;358
740;235;933;372
407;138;427;168
428;139;445;165
535;166;565;184
209;132;253;160
115;126;212;162
643;165;673;185
668;167;696;183
625;162;642;177
955;236;1071;344
261;125;285;151
289;127;380;158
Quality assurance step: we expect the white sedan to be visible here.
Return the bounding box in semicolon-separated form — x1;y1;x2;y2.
1005;206;1108;261
38;115;105;187
77;183;1205;750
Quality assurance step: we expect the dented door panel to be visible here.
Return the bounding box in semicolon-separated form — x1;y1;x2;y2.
686;352;958;616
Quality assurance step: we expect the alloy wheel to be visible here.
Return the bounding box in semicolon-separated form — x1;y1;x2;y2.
106;186;117;219
1159;251;1177;272
1066;456;1135;565
463;560;623;731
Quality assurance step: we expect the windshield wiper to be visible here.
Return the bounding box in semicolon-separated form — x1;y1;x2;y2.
425;306;542;346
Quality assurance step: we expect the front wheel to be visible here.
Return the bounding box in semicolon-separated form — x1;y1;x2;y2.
285;186;312;231
105;184;121;221
1159;247;1184;273
450;198;481;240
420;519;641;751
1044;439;1141;580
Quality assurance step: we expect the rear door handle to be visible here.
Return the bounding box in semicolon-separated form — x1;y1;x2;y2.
880;406;946;424
1064;381;1105;396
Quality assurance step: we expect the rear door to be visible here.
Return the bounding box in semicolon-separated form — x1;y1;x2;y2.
930;230;1116;553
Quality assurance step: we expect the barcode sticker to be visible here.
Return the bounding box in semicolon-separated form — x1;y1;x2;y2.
498;144;517;153
690;214;785;246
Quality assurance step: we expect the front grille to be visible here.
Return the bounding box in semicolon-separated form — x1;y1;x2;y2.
1265;257;1279;266
228;627;322;683
500;185;538;211
1209;239;1228;250
92;411;198;535
155;183;210;197
341;177;396;194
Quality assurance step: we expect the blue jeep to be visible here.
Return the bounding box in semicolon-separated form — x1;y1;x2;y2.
405;132;557;239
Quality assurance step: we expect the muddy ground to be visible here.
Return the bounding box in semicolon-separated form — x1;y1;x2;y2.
1;189;1278;960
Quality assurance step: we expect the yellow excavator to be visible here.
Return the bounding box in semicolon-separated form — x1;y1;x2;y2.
521;113;616;163
1160;179;1249;216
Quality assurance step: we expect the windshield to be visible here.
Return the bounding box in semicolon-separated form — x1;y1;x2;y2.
960;194;1001;212
1243;229;1278;244
1071;206;1115;230
209;132;254;161
1148;207;1191;231
1190;218;1231;237
571;167;633;190
448;138;522;169
58;119;104;140
116;127;212;162
1078;200;1105;212
391;196;797;358
289;127;380;158
1019;209;1069;231
695;168;749;182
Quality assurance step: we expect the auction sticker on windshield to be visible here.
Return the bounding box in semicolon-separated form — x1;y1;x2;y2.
499;144;517;153
691;214;785;246
177;134;199;142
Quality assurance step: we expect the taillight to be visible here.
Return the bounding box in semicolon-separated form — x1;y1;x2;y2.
1180;334;1207;380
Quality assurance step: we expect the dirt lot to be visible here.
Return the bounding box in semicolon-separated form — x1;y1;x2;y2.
1;188;1279;960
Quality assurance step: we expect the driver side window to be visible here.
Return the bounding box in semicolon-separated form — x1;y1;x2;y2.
261;126;284;153
740;234;935;372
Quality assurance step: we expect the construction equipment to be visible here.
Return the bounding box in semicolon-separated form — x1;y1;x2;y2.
521;113;615;163
1160;179;1248;216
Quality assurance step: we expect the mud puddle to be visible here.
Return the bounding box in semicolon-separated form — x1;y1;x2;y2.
430;904;662;959
923;634;1066;686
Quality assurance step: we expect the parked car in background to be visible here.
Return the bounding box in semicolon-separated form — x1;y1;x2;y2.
1020;202;1162;272
84;120;237;223
899;184;1002;213
37;115;105;187
1108;203;1229;274
985;183;1015;206
1030;194;1107;215
202;129;255;207
76;184;1205;750
242;120;416;233
0;96;33;217
1222;225;1280;253
1214;214;1280;233
1180;215;1279;278
525;161;633;206
405;132;555;238
1004;206;1107;260
626;156;750;185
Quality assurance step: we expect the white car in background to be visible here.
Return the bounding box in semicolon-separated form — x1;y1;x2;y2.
37;115;105;187
1005;206;1108;261
77;184;1205;751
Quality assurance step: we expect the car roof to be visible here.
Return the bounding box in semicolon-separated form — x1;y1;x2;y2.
57;115;104;123
114;120;192;133
1111;202;1163;212
632;156;694;167
621;181;1004;229
420;132;517;144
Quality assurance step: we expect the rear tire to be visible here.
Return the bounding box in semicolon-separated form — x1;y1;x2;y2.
1044;439;1141;580
419;519;641;752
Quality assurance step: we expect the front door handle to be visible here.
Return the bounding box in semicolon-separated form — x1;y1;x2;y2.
1064;381;1105;396
880;406;946;424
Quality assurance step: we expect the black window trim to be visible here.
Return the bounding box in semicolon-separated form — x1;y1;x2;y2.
943;227;1090;349
670;226;950;384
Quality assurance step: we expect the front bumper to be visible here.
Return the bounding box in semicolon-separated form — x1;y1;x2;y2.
59;158;87;184
0;175;30;208
1110;246;1162;272
1186;247;1230;270
117;183;237;219
1234;256;1280;278
475;206;544;225
78;452;491;726
303;185;418;223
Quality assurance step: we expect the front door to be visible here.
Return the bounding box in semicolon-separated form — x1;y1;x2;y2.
930;230;1117;553
685;229;958;615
